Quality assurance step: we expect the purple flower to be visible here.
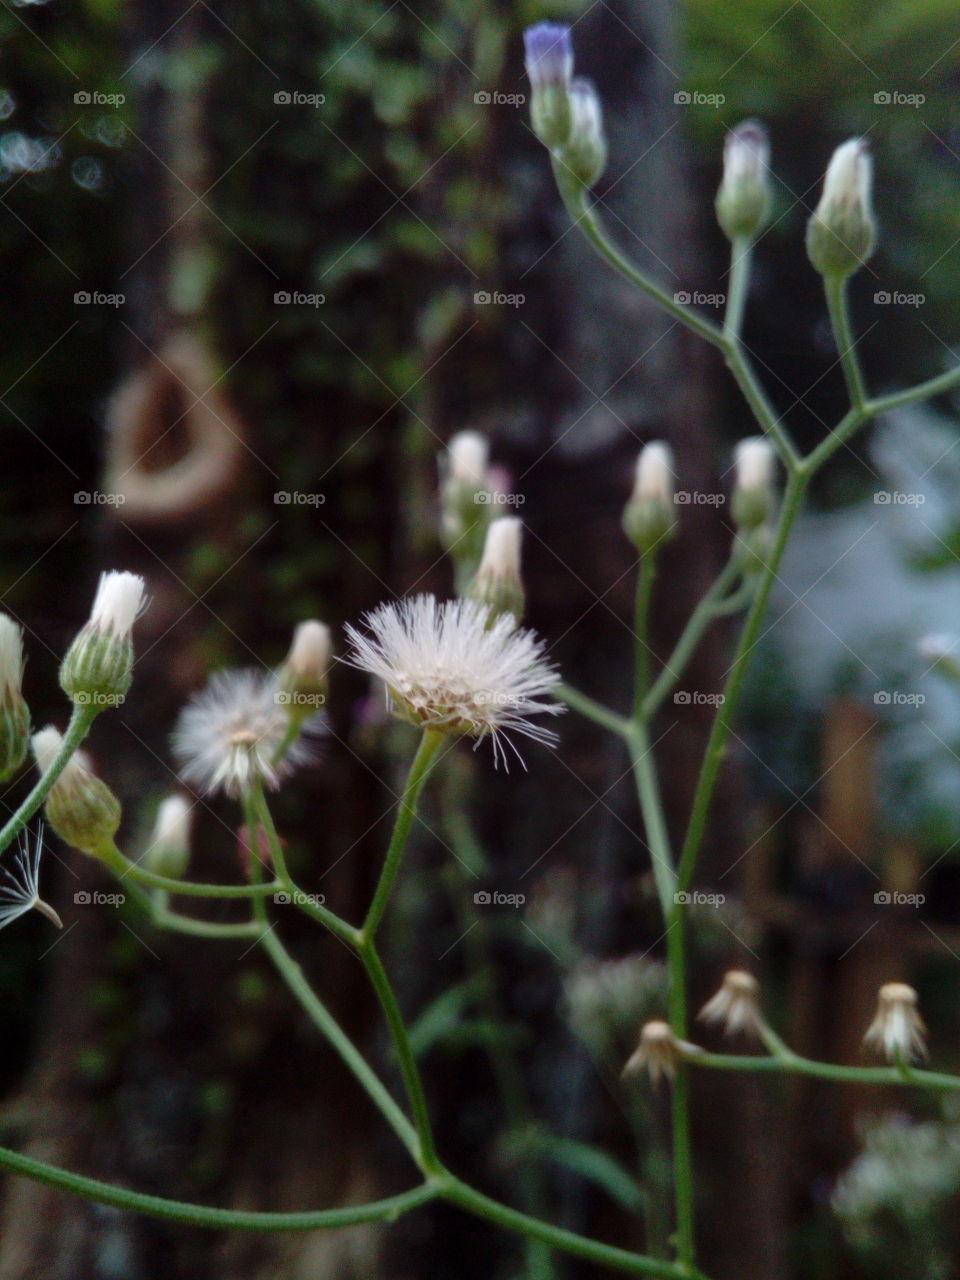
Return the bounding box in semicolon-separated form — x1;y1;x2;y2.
523;23;573;90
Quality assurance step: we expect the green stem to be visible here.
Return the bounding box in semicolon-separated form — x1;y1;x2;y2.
154;909;263;940
633;556;657;719
723;237;752;340
111;853;283;899
866;363;960;416
250;782;360;945
676;467;807;894
442;1174;706;1279
0;703;97;854
553;166;724;348
639;560;743;721
665;915;694;1267
359;941;441;1173
0;1142;437;1229
694;1045;960;1090
555;682;631;739
825;273;867;409
258;922;421;1161
362;729;444;940
628;726;677;918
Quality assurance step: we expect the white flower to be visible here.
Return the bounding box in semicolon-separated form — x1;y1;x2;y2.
343;595;562;769
283;621;332;685
633;442;675;508
470;518;525;621
173;669;317;797
445;431;489;490
864;982;927;1063
0;829;62;931
89;571;147;637
622;1020;703;1086
698;970;765;1038
0;614;24;698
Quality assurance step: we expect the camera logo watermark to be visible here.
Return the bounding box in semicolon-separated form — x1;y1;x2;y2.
475;489;525;507
874;291;925;308
74;890;126;906
275;691;326;709
474;91;526;106
74;291;125;308
674;290;725;307
674;890;725;907
674;90;725;108
274;90;325;108
274;491;326;506
674;691;726;706
74;692;125;708
873;690;925;707
74;90;125;107
474;290;525;308
873;91;924;108
873;490;925;506
874;890;925;906
273;890;327;907
675;490;726;506
473;889;525;908
274;291;325;307
74;491;125;506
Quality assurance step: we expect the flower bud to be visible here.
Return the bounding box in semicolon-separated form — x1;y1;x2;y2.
524;22;574;149
732;437;777;530
698;970;765;1037
440;430;492;566
715;120;771;242
735;520;776;573
806;138;876;277
32;726;121;859
279;620;332;719
622;1020;702;1086
864;981;927;1063
146;794;192;880
622;442;677;554
468;517;525;623
60;571;146;709
0;615;29;782
558;78;606;189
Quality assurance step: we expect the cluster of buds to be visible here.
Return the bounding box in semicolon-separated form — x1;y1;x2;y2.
60;571;147;710
524;23;606;189
806;138;875;278
622;441;677;555
0;615;29;782
32;726;121;860
468;516;525;623
715;120;771;243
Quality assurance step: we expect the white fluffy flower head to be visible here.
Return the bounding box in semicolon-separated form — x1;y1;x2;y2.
89;571;146;637
344;595;562;769
173;669;316;797
864;982;927;1063
0;614;24;698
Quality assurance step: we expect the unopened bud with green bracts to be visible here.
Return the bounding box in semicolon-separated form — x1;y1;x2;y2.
60;571;146;710
145;793;192;881
278;620;332;721
732;437;778;531
623;442;677;555
806;138;876;278
468;516;525;623
0;614;30;782
524;22;574;150
715;119;771;242
32;726;121;859
558;77;606;189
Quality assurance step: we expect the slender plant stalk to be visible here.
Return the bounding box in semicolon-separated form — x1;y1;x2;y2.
0;702;97;854
824;273;866;409
723;237;752;339
362;728;444;939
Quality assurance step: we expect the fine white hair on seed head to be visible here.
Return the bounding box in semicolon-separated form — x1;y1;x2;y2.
173;668;320;798
343;594;563;771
